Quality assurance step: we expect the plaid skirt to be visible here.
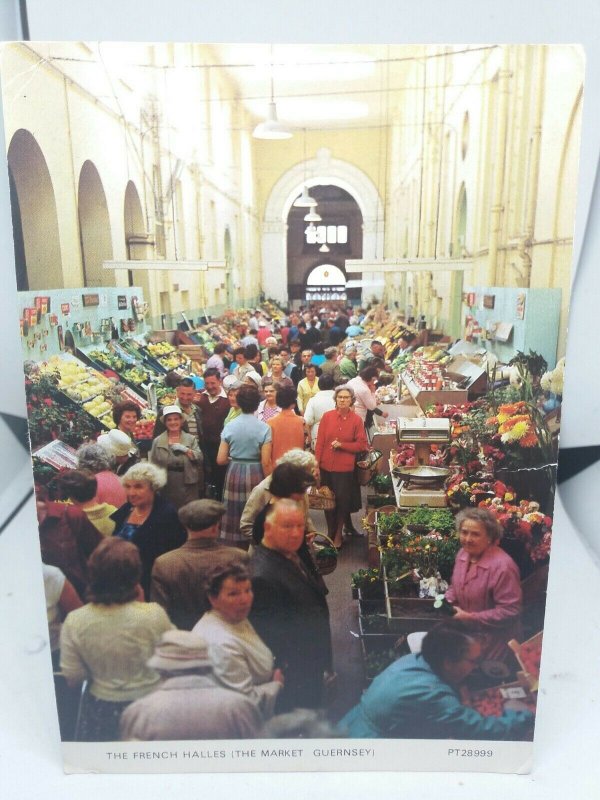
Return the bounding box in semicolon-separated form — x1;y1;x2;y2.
220;461;264;546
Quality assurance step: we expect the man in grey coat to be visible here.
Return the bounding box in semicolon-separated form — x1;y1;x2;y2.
150;499;248;630
120;630;263;740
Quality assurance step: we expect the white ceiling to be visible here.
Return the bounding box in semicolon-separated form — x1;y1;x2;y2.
212;43;419;130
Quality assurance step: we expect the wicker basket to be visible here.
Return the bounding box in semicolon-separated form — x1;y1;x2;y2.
313;532;339;576
356;449;383;486
306;485;336;510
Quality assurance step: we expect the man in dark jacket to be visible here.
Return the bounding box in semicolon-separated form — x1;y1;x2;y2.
249;499;333;711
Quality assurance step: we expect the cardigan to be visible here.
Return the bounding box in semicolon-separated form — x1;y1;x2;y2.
314;408;368;473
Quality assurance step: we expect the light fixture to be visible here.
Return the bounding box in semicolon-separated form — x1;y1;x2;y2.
305;223;317;235
252;99;293;140
319;243;330;253
252;49;292;140
304;208;321;222
293;185;318;207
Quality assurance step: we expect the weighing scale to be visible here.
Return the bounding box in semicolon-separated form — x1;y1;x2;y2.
393;418;451;507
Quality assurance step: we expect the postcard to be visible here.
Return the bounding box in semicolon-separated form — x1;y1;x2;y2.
0;41;583;774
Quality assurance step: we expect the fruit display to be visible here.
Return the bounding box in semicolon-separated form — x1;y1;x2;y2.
146;342;176;357
120;366;152;386
466;685;536;717
133;415;157;440
155;386;178;406
88;349;126;371
42;357;114;402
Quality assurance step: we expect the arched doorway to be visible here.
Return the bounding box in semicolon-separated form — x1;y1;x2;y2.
124;179;152;299
78;160;114;287
287;184;363;305
305;263;347;302
7;129;62;290
262;151;384;305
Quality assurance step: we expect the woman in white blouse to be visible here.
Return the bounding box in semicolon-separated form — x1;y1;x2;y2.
193;561;283;718
303;373;336;450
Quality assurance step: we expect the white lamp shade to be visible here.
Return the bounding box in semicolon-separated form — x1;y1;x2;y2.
252;101;293;140
304;209;322;222
319;243;330;253
293;185;318;207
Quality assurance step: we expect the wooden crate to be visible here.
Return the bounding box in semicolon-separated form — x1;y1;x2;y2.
508;631;543;692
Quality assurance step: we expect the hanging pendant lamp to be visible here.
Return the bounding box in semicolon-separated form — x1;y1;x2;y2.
304;208;321;222
252;62;292;140
319;243;330;253
294;185;318;207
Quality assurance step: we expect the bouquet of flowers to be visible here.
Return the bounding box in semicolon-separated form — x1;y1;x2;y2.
486;401;539;448
478;497;552;563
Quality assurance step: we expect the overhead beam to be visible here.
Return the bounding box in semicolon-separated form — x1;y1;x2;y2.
345;258;473;273
103;260;227;272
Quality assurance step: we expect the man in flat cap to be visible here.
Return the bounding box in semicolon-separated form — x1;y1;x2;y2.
120;630;263;740
150;500;248;630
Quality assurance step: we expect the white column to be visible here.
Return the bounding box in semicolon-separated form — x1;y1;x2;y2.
261;218;289;304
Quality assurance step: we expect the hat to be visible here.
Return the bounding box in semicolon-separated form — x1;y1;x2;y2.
179;499;226;530
344;341;358;353
223;375;243;391
97;429;134;457
147;630;211;672
162;404;183;420
244;370;263;388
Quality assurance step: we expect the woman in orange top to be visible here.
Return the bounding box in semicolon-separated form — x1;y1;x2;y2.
268;385;305;468
314;385;368;548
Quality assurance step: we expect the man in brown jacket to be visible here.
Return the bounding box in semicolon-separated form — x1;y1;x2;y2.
150;499;248;630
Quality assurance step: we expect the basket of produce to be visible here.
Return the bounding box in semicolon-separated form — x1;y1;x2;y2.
306;485;336;510
356;449;383;486
312;532;338;576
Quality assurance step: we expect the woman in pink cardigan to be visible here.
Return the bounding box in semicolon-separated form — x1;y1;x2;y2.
445;507;522;662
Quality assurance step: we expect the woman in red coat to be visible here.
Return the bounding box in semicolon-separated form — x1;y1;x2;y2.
315;385;368;548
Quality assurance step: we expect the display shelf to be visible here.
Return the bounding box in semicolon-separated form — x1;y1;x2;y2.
401;371;468;412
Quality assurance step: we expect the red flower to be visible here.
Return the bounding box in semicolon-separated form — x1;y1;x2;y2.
43;398;53;407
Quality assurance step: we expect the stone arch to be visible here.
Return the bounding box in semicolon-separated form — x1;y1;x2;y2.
124;179;151;295
262;150;384;304
78;160;114;287
7;129;62;290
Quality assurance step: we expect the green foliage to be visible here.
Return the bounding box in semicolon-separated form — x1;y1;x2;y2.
404;507;456;536
351;567;382;590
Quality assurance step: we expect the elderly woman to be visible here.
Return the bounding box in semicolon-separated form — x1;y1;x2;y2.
255;379;281;423
149;404;204;509
217;385;272;548
193;562;283;718
445;508;523;662
296;363;321;414
341;622;533;740
315;385;368;548
266;355;294;388
97;428;138;477
240;456;317;546
76;442;127;508
110;462;186;597
60;538;173;741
